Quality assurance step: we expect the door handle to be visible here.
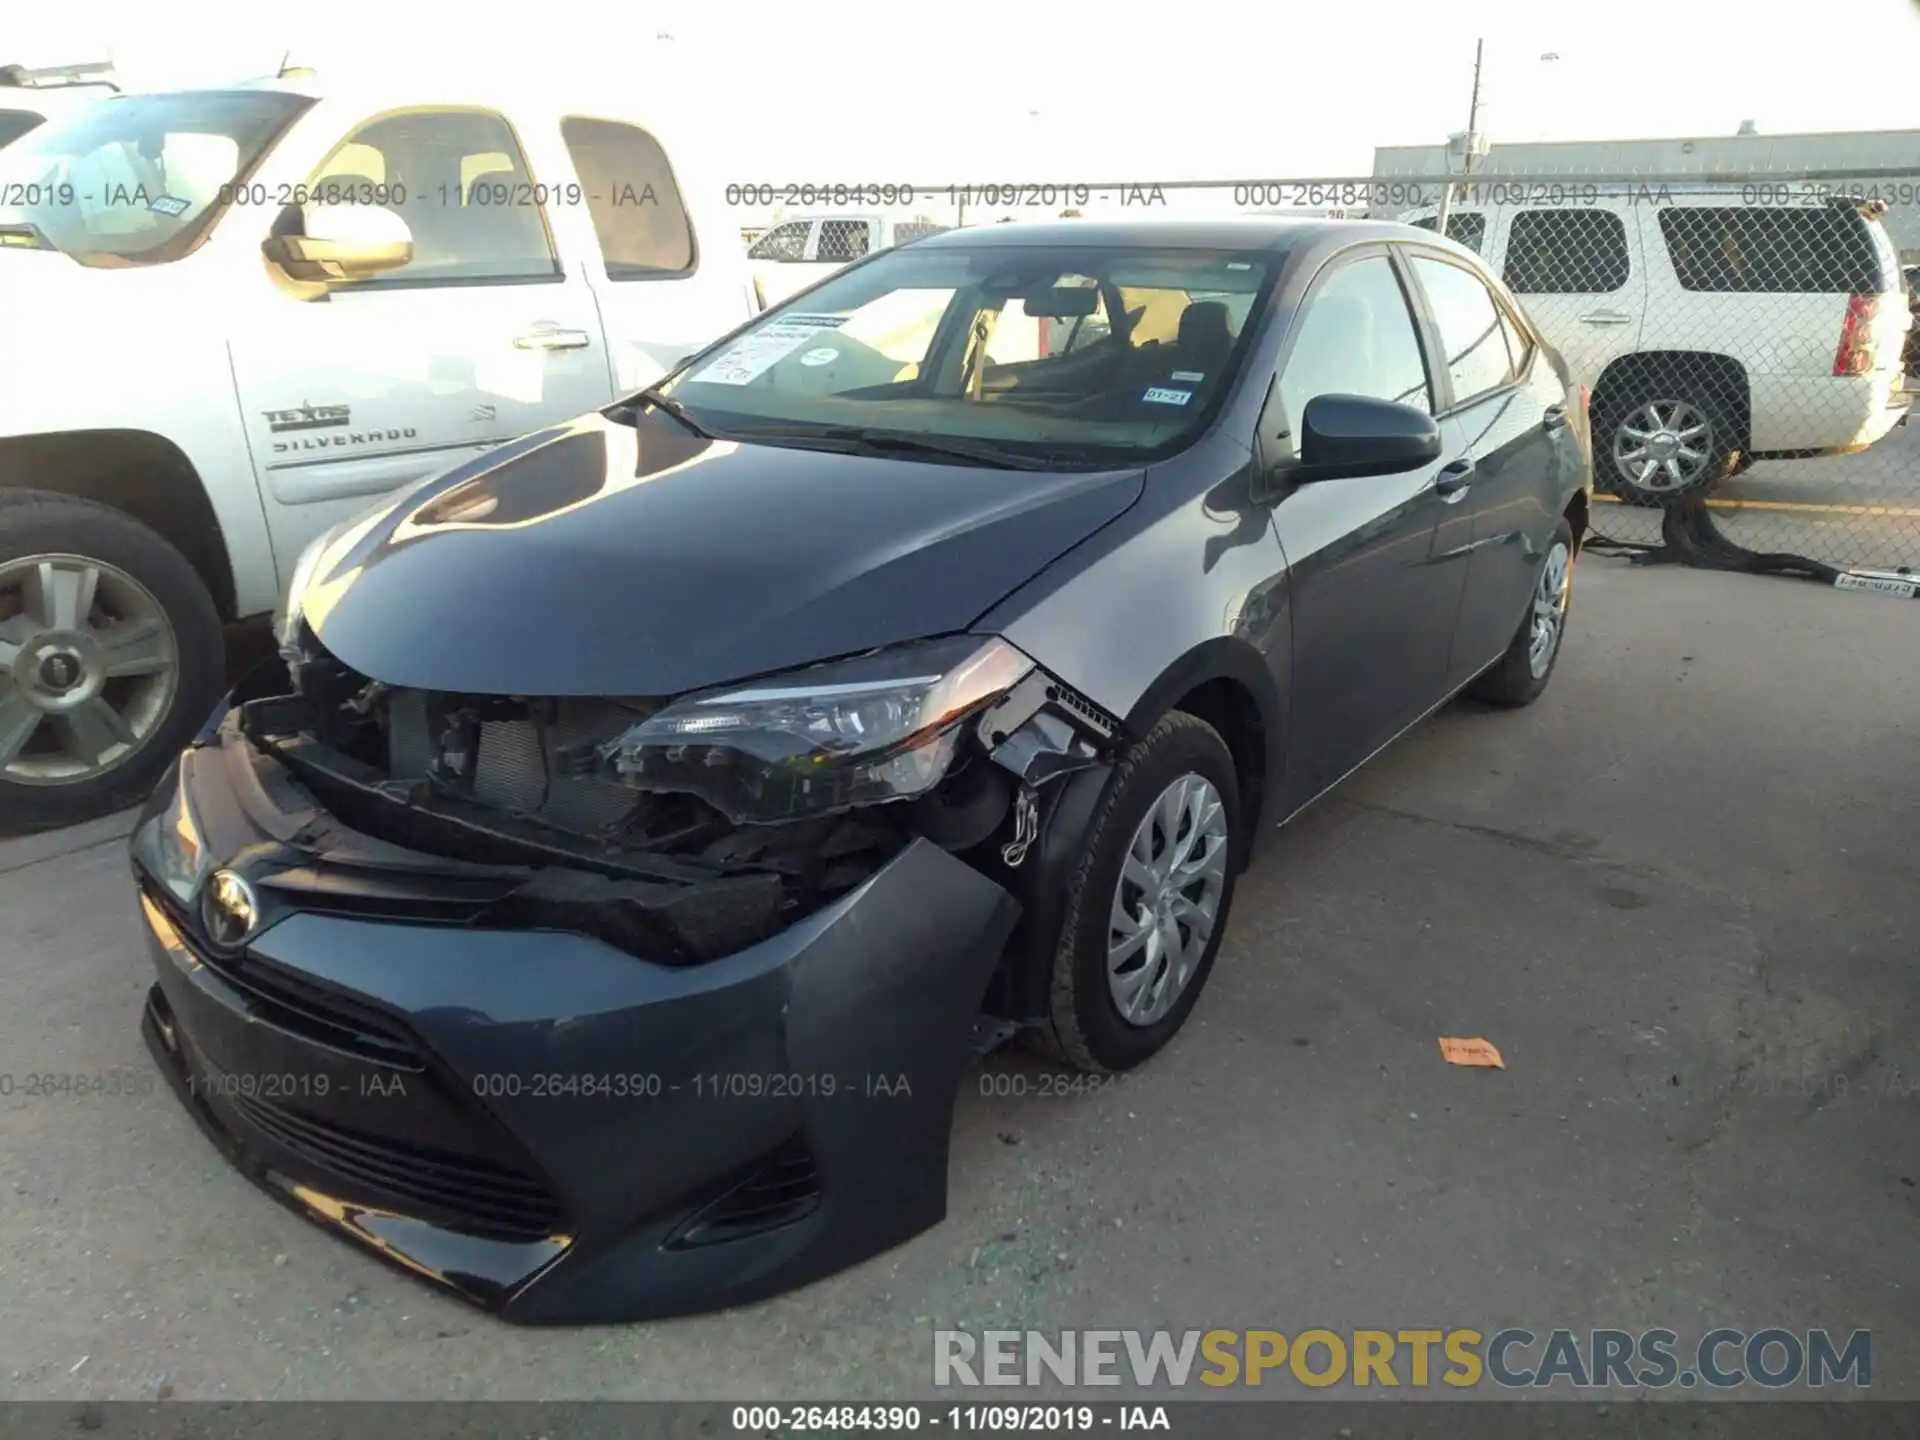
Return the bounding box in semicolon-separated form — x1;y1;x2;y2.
1435;457;1475;500
513;324;593;351
1543;404;1568;429
1578;311;1632;326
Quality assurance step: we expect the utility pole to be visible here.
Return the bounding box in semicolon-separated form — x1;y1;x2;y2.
1435;37;1484;239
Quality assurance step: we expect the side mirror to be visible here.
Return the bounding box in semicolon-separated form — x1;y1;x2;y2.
1288;393;1442;483
263;202;413;283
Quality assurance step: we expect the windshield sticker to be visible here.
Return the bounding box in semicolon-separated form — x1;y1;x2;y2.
799;347;840;367
688;314;848;387
1227;261;1253;270
1142;387;1193;406
1171;370;1206;383
148;195;191;217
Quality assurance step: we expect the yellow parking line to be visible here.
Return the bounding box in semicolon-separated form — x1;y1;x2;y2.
1594;493;1920;519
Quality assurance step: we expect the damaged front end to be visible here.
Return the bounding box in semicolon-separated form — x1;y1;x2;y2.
257;623;1117;961
130;619;1125;1322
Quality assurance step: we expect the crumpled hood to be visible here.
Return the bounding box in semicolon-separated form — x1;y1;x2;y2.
298;411;1144;696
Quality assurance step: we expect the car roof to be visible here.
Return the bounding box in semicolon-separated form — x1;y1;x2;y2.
912;216;1446;254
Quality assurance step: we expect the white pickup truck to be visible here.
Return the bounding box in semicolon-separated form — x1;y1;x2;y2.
747;213;948;307
0;74;758;829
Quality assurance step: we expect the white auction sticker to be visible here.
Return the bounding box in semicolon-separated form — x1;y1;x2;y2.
1142;387;1193;406
688;314;848;386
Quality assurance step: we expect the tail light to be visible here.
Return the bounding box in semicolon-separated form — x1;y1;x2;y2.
1834;293;1884;376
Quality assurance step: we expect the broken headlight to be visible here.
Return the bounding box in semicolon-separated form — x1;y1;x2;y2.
598;635;1034;824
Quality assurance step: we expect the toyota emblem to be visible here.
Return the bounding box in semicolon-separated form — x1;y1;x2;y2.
202;869;260;950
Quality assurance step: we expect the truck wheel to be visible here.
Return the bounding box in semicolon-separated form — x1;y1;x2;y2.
0;491;224;834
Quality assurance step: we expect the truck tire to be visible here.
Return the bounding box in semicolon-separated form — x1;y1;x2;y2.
0;490;225;834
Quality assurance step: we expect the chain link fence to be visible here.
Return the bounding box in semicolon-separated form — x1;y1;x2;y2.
740;167;1919;588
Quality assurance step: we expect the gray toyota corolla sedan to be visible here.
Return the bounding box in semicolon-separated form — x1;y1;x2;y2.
128;217;1591;1323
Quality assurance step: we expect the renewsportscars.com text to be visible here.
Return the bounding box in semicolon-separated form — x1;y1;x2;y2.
933;1328;1871;1391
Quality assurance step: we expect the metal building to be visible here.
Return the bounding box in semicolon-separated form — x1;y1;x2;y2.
1373;128;1920;260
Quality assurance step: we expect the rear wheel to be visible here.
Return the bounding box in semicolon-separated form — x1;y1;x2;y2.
1029;711;1243;1073
1594;389;1739;504
0;491;224;834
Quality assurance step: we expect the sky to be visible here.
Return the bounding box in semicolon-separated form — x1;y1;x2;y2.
11;0;1920;186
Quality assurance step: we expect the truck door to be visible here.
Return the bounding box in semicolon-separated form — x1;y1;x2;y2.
227;105;616;577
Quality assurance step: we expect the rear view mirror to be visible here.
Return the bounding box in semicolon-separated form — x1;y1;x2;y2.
1022;285;1100;319
1290;394;1442;483
264;202;413;283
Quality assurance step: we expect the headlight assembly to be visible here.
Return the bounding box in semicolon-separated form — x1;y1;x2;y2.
598;635;1035;824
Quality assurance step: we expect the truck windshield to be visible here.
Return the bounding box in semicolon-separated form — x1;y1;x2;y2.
657;242;1279;464
0;90;313;267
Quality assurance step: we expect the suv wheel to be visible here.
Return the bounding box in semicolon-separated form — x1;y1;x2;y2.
0;491;224;834
1595;391;1739;504
1029;711;1243;1073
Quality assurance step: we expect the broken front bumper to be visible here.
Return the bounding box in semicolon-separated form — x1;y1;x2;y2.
129;713;1020;1324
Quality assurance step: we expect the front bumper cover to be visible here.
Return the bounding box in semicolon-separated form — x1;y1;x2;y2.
130;713;1020;1324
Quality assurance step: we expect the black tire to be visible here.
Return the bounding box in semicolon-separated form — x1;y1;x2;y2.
1592;381;1741;505
0;490;224;835
1027;711;1243;1073
1469;518;1576;709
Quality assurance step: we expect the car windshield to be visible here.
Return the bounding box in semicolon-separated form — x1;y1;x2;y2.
657;242;1280;464
0;90;313;267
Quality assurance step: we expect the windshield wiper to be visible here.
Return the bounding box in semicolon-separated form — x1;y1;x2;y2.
733;424;1063;471
617;386;714;438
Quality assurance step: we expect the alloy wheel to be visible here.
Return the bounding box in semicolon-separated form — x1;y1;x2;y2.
1529;540;1573;679
0;554;180;785
1106;772;1231;1028
1612;399;1713;495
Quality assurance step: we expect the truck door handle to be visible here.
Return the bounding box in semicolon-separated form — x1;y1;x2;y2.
1543;404;1568;429
1579;310;1632;326
1435;457;1475;500
513;325;593;351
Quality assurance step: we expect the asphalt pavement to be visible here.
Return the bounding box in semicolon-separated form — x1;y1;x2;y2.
1;555;1916;1402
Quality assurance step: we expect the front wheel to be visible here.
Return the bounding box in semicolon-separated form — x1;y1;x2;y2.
0;491;225;834
1469;518;1576;709
1029;711;1243;1073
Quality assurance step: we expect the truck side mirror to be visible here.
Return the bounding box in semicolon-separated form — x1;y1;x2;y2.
263;202;413;284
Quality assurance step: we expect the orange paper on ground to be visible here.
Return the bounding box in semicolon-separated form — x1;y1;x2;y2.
1437;1036;1505;1068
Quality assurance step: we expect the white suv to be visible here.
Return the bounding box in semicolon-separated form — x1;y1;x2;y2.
0;75;757;829
1402;189;1912;502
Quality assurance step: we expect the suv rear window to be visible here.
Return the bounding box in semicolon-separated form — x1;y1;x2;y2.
1658;205;1890;293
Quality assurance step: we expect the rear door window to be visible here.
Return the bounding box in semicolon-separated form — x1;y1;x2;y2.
559;116;695;277
1657;206;1889;293
1502;208;1632;293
